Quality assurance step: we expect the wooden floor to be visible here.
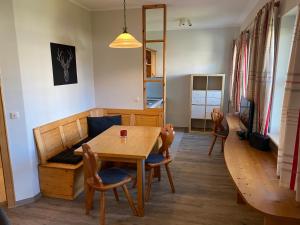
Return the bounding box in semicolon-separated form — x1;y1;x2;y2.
6;132;263;225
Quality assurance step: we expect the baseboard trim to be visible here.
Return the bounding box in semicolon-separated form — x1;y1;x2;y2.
15;193;41;207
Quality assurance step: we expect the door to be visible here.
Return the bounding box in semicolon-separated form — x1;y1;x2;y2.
0;82;15;207
0;150;6;203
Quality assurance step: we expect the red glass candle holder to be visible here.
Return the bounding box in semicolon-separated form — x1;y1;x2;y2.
120;129;127;137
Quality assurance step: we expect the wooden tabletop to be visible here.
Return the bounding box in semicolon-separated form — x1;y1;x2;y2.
75;126;161;160
224;115;300;220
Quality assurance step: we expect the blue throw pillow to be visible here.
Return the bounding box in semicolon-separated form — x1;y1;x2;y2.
87;115;121;138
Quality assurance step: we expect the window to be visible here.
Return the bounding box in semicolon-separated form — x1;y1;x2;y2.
269;9;297;145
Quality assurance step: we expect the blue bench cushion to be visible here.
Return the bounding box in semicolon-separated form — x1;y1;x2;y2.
48;149;82;165
145;153;165;164
47;137;91;165
87;115;121;138
71;137;92;149
98;167;129;184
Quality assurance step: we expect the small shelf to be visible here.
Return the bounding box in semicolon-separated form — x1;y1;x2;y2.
208;76;223;90
193;76;207;90
189;74;225;132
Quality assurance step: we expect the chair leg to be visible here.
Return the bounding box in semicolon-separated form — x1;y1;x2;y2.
165;164;175;193
145;168;154;201
99;192;106;225
157;166;161;181
85;186;95;215
113;188;119;202
132;177;137;189
221;138;225;152
122;184;138;216
208;136;217;156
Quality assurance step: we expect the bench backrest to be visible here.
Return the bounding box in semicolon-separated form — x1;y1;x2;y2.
34;108;163;165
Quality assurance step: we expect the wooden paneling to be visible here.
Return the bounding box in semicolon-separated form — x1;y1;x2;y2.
62;121;81;147
135;115;159;127
39;164;83;200
225;115;300;225
42;128;64;160
79;118;88;138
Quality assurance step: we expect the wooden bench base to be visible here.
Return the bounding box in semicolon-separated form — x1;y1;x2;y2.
39;162;84;200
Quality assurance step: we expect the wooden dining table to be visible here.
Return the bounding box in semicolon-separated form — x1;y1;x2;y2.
75;125;161;217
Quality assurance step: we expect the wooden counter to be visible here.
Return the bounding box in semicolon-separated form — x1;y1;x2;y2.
224;115;300;225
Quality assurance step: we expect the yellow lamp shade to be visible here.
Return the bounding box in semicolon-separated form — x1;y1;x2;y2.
109;32;142;48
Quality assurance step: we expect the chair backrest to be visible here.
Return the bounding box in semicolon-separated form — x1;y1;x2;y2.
211;109;224;133
82;144;102;187
159;124;175;158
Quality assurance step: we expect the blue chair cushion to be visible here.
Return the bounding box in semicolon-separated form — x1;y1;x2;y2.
98;167;129;184
145;153;165;164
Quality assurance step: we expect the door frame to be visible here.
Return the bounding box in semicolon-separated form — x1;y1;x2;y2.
0;80;16;207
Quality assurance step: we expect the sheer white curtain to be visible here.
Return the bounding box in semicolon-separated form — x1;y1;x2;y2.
277;5;300;201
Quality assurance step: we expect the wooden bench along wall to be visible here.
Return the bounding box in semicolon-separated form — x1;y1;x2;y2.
34;108;163;200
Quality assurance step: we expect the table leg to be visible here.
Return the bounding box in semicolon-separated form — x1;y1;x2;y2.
136;159;145;217
236;191;245;204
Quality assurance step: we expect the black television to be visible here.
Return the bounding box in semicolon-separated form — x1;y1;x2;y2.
239;97;254;138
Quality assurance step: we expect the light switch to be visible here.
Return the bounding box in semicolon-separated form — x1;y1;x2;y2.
9;112;20;120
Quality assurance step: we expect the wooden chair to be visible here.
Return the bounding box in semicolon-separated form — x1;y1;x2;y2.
145;124;175;201
0;209;10;225
82;144;137;225
208;109;228;155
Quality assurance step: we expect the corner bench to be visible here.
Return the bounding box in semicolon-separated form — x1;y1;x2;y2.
34;108;163;200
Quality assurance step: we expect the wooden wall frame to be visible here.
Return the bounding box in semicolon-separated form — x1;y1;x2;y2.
0;81;16;208
142;4;167;124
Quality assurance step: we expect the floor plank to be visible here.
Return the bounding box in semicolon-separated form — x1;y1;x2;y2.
6;132;263;225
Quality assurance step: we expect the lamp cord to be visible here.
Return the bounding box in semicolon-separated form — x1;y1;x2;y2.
123;0;127;33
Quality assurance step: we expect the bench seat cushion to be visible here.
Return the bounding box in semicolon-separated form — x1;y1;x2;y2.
87;115;121;138
71;137;92;149
47;137;91;165
47;149;82;165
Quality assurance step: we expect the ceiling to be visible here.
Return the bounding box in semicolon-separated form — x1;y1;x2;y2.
69;0;260;30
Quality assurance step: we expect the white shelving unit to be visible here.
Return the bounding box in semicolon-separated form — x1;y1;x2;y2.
189;74;225;132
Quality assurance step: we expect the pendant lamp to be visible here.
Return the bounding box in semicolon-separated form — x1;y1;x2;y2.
109;0;142;48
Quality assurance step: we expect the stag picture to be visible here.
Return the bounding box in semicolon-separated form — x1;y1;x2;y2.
50;43;77;86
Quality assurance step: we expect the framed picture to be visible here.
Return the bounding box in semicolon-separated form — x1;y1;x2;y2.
50;43;78;86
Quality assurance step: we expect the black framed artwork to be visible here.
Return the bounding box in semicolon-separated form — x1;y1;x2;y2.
50;43;78;86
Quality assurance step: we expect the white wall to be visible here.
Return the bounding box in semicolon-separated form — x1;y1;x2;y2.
0;0;95;201
0;0;32;201
92;9;238;126
92;9;144;109
164;28;239;127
